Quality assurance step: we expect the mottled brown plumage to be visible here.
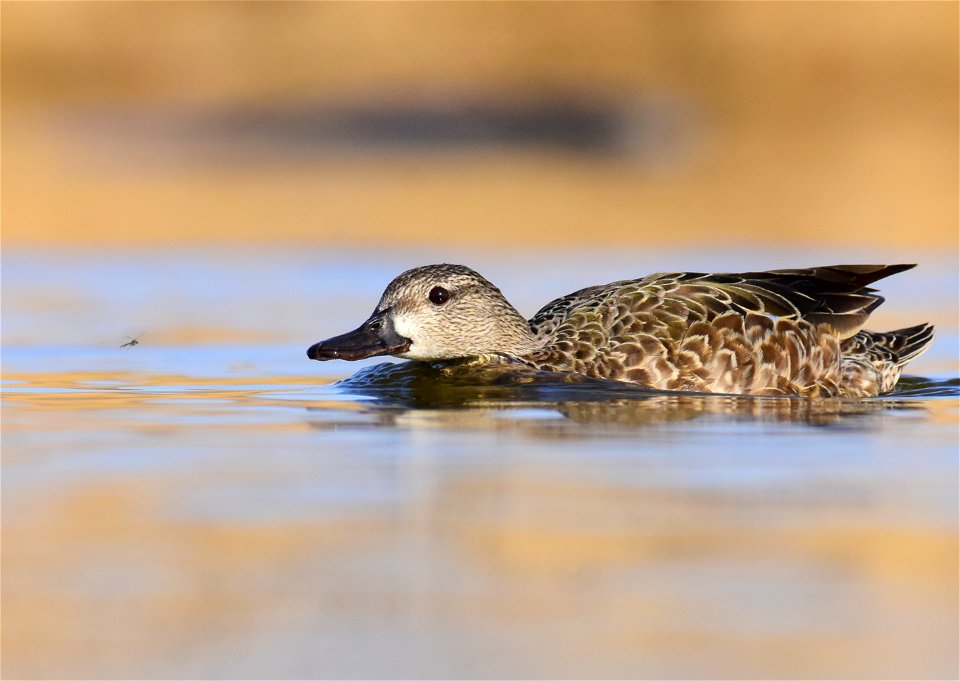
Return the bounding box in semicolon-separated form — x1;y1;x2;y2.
307;264;934;397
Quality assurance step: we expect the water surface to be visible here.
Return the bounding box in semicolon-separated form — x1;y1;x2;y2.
3;249;958;679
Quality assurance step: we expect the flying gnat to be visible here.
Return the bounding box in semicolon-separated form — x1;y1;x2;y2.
120;333;145;349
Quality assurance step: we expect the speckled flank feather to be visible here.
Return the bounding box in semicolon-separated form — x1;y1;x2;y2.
311;263;934;397
521;265;932;396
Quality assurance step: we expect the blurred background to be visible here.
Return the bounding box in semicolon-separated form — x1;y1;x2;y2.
3;1;957;249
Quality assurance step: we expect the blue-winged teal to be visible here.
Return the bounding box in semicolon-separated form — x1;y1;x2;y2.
307;264;934;397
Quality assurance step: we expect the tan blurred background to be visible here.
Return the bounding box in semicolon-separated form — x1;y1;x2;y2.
2;1;958;249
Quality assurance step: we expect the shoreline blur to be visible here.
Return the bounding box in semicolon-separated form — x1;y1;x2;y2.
3;2;957;249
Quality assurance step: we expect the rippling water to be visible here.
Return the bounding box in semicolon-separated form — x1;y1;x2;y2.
3;248;958;679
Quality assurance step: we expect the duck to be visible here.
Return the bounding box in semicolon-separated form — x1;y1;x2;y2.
306;263;934;397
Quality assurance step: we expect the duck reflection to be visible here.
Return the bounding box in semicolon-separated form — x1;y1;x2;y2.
308;360;935;429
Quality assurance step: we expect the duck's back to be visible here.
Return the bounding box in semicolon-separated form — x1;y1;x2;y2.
520;265;931;396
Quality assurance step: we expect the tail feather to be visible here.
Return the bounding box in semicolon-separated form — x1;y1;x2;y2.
842;323;935;368
839;323;934;395
890;323;936;365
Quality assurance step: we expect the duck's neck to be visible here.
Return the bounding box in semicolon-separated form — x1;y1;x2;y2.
492;305;542;357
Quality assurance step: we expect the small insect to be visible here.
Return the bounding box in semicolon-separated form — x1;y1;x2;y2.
119;333;145;349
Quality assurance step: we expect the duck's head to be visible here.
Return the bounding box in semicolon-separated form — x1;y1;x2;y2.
307;264;538;362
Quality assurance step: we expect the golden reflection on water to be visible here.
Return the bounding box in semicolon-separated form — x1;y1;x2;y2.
3;369;958;678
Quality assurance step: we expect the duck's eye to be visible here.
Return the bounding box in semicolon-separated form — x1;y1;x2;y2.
428;286;450;305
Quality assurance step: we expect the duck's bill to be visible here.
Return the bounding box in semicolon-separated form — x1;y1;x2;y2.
307;321;411;362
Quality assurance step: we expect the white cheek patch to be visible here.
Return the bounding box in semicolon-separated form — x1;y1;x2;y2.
392;313;432;359
391;312;417;342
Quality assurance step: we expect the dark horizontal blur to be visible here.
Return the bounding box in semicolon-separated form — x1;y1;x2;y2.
189;99;668;155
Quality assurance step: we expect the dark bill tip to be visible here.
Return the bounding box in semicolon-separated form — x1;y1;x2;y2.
306;342;334;360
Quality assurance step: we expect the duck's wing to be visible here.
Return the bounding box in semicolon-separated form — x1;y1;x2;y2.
671;264;914;339
530;264;914;342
